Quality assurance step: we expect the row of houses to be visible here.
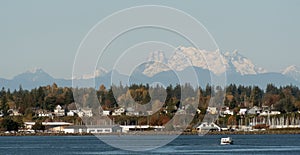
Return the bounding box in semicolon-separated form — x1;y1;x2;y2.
101;107;154;116
36;105;93;117
29;105;284;118
208;106;282;117
103;105;198;117
0;104;94;118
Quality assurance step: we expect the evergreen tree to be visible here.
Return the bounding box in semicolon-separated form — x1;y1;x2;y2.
0;90;9;117
250;86;263;107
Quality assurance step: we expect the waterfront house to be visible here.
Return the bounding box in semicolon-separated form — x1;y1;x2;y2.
196;122;221;132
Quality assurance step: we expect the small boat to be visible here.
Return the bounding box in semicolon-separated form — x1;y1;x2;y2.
220;137;233;145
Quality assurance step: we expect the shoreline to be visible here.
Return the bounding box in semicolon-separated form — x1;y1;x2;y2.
1;128;300;136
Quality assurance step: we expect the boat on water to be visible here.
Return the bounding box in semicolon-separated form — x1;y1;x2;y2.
220;137;233;145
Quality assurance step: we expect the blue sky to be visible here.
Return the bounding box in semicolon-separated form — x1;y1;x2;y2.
1;0;300;79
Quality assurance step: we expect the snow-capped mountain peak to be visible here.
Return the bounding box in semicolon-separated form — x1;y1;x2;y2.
282;65;300;74
282;65;300;82
169;46;227;75
142;46;266;77
223;50;267;75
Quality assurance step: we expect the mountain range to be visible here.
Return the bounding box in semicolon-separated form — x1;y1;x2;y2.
1;47;300;90
142;47;267;77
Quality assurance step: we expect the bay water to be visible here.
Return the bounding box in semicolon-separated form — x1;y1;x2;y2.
0;134;300;154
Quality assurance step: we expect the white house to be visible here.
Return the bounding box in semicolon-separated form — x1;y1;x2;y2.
207;107;218;115
196;122;221;132
81;108;93;117
36;109;52;117
67;111;75;116
54;105;65;116
102;110;110;116
221;107;234;116
38;112;53;117
112;107;125;116
239;108;248;115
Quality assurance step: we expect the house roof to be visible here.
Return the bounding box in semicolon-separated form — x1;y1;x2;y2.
196;122;221;130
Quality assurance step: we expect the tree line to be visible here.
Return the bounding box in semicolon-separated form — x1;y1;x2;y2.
1;83;300;131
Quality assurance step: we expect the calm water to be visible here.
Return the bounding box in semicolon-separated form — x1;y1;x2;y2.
0;134;300;155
